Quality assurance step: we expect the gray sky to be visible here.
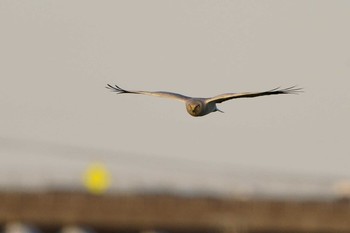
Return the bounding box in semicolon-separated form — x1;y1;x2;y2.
1;1;349;196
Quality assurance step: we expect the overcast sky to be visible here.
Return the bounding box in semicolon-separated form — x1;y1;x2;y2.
1;1;349;195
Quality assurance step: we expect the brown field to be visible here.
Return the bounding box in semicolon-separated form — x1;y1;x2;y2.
1;192;350;233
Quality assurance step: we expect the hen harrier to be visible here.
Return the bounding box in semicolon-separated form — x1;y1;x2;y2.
106;84;301;117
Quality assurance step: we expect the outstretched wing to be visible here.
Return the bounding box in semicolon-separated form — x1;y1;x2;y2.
106;84;191;102
206;86;302;104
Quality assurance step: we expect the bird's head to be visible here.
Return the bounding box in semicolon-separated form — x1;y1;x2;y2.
186;100;203;117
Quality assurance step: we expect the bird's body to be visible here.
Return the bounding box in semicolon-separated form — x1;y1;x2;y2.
185;99;219;116
106;84;302;117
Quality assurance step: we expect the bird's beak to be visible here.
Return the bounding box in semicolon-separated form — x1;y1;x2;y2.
216;109;224;113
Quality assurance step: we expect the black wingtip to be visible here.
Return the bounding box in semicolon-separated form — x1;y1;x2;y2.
106;83;134;94
269;86;303;95
282;86;304;94
106;84;114;90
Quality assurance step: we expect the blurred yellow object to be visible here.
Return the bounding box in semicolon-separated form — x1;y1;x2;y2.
83;162;111;195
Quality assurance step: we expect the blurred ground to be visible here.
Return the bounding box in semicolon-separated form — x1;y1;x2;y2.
2;137;350;233
1;192;350;233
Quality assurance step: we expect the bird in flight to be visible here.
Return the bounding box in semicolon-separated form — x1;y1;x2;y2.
106;84;302;117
